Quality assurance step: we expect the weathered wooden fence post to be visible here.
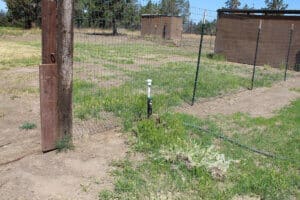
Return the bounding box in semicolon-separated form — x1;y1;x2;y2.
40;0;74;152
57;0;74;140
40;0;58;152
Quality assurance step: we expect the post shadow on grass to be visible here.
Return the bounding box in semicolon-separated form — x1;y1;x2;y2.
295;51;300;71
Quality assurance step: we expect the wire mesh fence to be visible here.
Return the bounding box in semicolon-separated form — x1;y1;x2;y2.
215;10;300;89
0;4;299;199
72;5;217;136
1;2;298;139
71;5;299;136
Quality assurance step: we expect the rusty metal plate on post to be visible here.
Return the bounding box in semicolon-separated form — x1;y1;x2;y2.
39;64;58;152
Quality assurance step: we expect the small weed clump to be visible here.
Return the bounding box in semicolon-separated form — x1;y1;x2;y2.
99;190;114;200
55;135;74;152
19;122;36;130
206;53;226;61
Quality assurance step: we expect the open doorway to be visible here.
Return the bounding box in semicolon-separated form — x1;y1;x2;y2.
163;24;167;39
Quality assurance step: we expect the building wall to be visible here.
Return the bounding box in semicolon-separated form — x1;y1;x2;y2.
141;16;183;41
170;17;183;42
215;14;300;69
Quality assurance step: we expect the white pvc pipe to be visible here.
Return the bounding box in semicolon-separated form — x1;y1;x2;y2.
259;20;262;30
147;79;152;99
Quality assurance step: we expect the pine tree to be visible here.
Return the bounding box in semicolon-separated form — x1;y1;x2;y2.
0;10;8;26
160;0;190;22
122;0;140;29
78;0;138;35
141;0;159;14
264;0;288;10
5;0;41;29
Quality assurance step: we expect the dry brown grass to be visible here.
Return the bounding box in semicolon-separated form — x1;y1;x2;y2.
0;41;39;61
0;40;40;70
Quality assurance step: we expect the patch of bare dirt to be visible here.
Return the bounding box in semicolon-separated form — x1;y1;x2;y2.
0;94;40;165
232;195;261;200
177;73;300;118
0;93;127;200
0;66;128;200
0;66;39;94
0;129;127;200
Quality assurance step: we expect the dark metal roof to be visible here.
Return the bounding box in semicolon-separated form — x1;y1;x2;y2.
217;9;300;15
141;14;181;18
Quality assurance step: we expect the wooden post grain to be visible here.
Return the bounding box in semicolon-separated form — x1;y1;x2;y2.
40;64;58;152
40;0;58;152
57;0;74;139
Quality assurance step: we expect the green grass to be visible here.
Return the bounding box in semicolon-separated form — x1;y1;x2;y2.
19;122;36;130
99;114;226;200
0;40;41;69
0;56;40;69
55;134;74;152
206;53;226;61
15;41;187;66
99;99;300;200
74;59;283;131
202;57;285;88
213;101;300;199
1;30;296;199
0;27;25;36
73;61;248;129
74;42;196;65
0;27;41;36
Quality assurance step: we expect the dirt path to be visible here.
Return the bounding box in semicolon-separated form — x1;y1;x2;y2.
0;129;127;200
177;73;300;118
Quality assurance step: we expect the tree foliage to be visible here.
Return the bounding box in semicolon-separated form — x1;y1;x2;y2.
160;0;190;21
140;0;159;14
185;19;217;35
0;10;9;26
242;4;254;10
140;0;190;20
4;0;40;28
74;0;190;34
75;0;141;34
3;0;191;33
224;0;241;9
264;0;288;10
